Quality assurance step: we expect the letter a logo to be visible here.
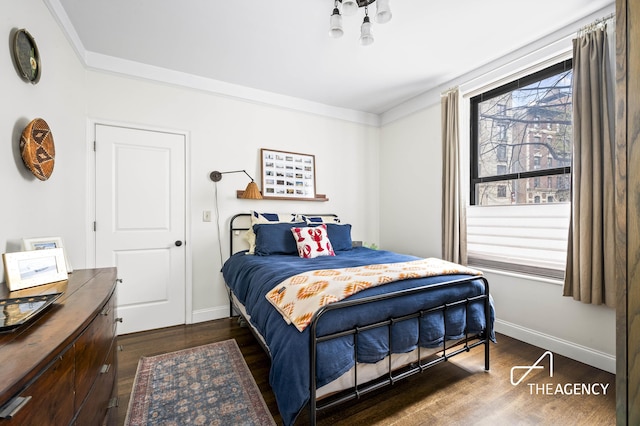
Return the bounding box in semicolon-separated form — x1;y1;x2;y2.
510;351;554;386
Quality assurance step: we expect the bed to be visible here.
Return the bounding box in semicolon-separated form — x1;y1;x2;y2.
221;212;495;425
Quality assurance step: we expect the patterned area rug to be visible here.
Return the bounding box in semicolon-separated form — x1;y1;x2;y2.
125;339;275;426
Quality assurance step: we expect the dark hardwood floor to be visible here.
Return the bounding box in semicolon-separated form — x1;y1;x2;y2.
116;319;615;425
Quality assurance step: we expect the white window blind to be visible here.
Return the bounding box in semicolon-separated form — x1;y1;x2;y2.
466;203;570;279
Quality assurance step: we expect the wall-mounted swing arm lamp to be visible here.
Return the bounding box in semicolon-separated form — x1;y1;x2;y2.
209;169;263;199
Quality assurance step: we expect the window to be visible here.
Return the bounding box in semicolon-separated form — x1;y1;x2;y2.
497;123;507;141
470;59;572;206
497;144;507;161
467;59;573;278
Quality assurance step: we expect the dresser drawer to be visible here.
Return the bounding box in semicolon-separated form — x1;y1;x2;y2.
74;340;117;426
0;268;118;426
74;291;116;409
0;349;75;426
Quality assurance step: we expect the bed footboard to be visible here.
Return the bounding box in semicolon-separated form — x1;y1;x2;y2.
308;275;491;425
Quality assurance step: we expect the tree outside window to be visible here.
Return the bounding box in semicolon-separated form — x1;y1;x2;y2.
470;60;572;206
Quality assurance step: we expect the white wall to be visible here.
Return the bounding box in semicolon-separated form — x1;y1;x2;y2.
84;73;380;319
487;270;615;372
1;1;380;325
0;1;88;274
379;104;442;258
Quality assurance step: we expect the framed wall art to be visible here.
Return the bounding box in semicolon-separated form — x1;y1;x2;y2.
3;248;69;291
261;149;327;201
22;236;72;273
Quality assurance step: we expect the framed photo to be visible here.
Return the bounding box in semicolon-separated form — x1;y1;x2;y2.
3;248;69;291
261;148;316;200
22;237;72;273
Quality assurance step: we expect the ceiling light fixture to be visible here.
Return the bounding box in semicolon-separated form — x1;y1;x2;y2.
329;0;392;46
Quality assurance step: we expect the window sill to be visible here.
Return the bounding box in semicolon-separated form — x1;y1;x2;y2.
471;265;564;286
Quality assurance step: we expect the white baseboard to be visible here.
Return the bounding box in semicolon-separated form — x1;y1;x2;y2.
495;319;615;374
191;305;230;324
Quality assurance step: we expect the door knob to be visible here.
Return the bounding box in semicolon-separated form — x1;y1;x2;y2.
175;240;183;247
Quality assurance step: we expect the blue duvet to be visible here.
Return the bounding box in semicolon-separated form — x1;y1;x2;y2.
221;247;494;425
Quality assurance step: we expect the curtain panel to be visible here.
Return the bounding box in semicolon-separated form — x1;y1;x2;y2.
441;88;467;265
563;22;616;308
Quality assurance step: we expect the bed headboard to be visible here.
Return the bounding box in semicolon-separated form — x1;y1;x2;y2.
228;213;340;256
228;213;252;255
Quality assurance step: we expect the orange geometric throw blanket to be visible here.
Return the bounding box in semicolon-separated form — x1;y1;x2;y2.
265;258;482;332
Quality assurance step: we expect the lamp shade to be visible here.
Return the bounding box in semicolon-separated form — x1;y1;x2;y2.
359;16;374;46
375;0;392;23
210;169;263;199
329;8;344;38
341;0;358;16
242;181;263;199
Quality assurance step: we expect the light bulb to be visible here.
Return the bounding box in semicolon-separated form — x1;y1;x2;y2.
375;0;392;24
341;0;358;16
329;8;344;38
359;16;374;46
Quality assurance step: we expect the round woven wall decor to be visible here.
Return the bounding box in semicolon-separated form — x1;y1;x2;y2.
20;118;55;181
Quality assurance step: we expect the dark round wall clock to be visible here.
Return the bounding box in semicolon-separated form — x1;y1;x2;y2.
12;28;41;84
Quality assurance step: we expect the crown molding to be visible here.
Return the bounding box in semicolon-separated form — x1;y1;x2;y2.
380;3;615;127
43;0;381;128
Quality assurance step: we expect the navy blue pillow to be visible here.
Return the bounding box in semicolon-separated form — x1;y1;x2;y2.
325;223;352;251
253;222;306;256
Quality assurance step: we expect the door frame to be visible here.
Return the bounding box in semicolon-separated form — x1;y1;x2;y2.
85;118;193;325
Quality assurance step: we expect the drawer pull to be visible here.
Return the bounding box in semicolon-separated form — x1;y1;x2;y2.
115;317;123;323
100;307;111;316
107;397;119;409
100;364;111;374
0;396;32;419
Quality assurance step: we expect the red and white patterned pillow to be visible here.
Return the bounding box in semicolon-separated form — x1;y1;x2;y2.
291;224;336;259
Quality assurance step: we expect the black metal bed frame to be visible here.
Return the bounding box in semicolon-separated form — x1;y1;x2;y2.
226;213;491;425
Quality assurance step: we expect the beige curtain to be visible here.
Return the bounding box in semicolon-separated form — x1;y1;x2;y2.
563;22;616;307
441;88;467;265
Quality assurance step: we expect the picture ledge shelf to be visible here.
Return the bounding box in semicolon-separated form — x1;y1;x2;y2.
236;190;328;201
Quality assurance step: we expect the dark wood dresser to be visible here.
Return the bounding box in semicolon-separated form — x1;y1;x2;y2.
0;268;119;425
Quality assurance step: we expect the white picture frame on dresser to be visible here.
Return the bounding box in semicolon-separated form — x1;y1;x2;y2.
2;248;68;291
22;236;72;273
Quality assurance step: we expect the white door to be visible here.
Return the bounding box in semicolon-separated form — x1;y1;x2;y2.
95;124;186;335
